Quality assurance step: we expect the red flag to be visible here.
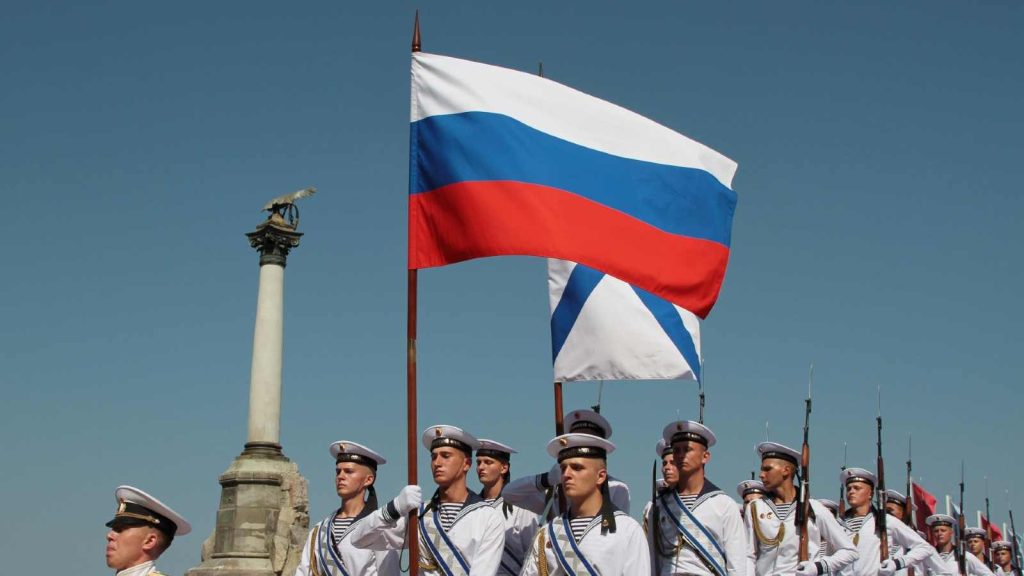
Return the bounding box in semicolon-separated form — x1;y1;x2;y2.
981;513;1004;541
913;482;938;534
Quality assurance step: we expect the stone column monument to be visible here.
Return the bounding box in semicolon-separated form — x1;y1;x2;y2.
187;188;317;576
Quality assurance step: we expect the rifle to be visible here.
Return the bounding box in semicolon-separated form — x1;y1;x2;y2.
651;459;661;576
839;442;848;518
797;366;813;562
877;386;889;561
1009;508;1024;576
958;462;967;576
986;477;993;567
906;436;916;576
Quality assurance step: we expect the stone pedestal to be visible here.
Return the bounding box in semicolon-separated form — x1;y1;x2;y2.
187;218;309;576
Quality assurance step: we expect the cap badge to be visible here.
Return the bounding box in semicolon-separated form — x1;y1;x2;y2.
434;427;443;437
338;443;346;452
676;424;683;431
117;499;126;514
559;438;569;447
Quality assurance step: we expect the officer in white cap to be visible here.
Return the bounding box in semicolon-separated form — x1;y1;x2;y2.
743;442;857;576
295;440;398;576
648;420;747;576
838;467;933;576
965;527;992;568
643;438;681;532
475;438;539;575
990;540;1014;575
350;424;504;575
104;485;190;576
503;408;632;514
924;514;994;576
520;433;650;576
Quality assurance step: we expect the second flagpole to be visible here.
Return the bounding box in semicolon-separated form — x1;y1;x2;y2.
407;11;421;576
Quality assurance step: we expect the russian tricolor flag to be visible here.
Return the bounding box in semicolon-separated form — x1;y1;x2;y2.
409;52;737;319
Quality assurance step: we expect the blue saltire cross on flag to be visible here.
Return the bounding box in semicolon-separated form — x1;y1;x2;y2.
549;259;702;382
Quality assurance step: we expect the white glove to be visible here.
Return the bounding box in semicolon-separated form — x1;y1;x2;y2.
392;485;423;515
796;561;819;576
879;559;899;576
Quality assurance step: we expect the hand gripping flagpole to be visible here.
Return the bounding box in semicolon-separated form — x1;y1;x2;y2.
407;11;421;576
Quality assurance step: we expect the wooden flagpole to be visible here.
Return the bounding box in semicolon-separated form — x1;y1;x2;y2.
407;11;421;575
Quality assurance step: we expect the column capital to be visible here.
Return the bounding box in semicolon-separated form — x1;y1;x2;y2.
246;220;303;267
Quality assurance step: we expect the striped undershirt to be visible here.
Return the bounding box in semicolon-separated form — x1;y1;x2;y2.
845;514;869;533
570;516;595;541
438;503;464;531
774;501;795;520
332;516;356;541
677;493;699;509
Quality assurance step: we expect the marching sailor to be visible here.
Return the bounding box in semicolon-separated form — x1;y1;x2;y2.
475;438;539;575
520;433;651;576
744;442;857;576
883;490;909;523
648;420;748;576
837;467;933;576
738;481;768;516
104;485;191;576
923;514;994;576
965;527;992;569
990;541;1014;575
643;438;680;531
350;425;504;576
503;409;631;514
296;441;397;576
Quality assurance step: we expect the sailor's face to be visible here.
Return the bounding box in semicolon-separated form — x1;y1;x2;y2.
106;525;157;570
559;457;606;500
967;537;985;554
672;441;709;477
475;456;508;486
885;501;905;520
661;454;679;486
932;525;953;547
759;459;790;491
335;461;374;501
744;491;763;503
845;481;873;508
430;447;469;487
994;549;1011;566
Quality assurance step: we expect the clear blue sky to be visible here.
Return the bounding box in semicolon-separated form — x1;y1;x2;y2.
2;2;1021;574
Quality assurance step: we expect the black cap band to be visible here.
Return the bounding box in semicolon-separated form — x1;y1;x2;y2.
568;421;606;438
557;446;607;462
476;448;511;462
845;476;874;487
431;437;472;455
336;453;379;470
671;431;709;447
761;450;798;466
106;501;177;537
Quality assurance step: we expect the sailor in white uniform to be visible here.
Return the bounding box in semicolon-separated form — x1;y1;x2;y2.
520;433;651;576
475;438;539;575
817;500;840;521
883;490;909;523
503;409;631;514
643;438;680;532
648;420;747;576
836;467;932;576
744;442;857;576
296;441;398;576
990;540;1014;575
965;527;993;570
348;425;504;576
104;485;191;576
923;514;994;576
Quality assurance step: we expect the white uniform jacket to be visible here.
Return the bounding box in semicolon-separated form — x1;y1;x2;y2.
645;480;749;576
350;491;505;576
924;550;996;576
503;472;631;515
296;509;399;576
484;497;539;576
116;561;162;576
520;511;651;576
744;497;858;576
837;511;932;576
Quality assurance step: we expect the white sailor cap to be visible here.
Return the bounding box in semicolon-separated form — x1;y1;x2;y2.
329;440;386;469
106;485;191;537
756;442;800;466
546;433;616;461
737;480;766;499
662;420;717;448
992;540;1013;552
656;438;672;458
477;439;517;461
841;467;877;487
565;409;613;439
964;527;987;540
926;514;956;527
421;424;479;455
885;489;906;505
817;499;840;514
